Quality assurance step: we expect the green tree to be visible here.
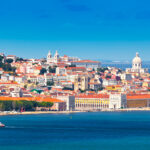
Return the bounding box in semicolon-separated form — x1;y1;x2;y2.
79;89;86;93
0;56;4;62
28;80;31;83
37;102;53;107
97;67;108;73
68;64;76;67
40;68;47;75
24;85;27;89
48;66;56;73
6;59;13;64
47;81;54;86
0;100;54;111
16;58;24;62
14;101;23;111
22;100;34;111
1;101;13;111
62;87;74;90
97;87;104;91
105;75;111;79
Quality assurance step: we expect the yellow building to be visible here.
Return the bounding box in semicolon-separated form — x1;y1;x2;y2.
106;85;122;92
142;82;150;88
75;94;109;111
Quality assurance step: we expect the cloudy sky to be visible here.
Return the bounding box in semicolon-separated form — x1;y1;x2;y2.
0;0;150;61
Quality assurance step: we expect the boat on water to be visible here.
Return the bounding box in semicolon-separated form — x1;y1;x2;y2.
0;122;5;127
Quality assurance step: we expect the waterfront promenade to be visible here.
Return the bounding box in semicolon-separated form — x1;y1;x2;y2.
1;107;150;116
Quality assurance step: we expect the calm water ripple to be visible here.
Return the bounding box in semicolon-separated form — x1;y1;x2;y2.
0;112;150;150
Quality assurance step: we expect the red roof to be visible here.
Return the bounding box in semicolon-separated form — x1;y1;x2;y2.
127;94;150;100
66;67;86;70
76;94;109;99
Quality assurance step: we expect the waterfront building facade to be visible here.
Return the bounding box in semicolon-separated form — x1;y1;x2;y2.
109;94;127;109
56;95;75;111
75;93;127;111
75;94;109;111
127;94;150;108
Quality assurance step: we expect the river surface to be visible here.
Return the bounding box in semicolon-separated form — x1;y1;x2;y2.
0;112;150;150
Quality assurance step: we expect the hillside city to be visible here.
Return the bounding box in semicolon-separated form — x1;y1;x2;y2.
0;51;149;113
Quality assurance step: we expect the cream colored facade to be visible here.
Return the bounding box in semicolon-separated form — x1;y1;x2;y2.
74;75;89;92
47;50;59;64
126;52;148;73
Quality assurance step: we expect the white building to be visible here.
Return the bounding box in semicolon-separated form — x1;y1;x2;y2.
56;95;75;111
1;74;9;82
109;94;127;109
15;76;26;84
54;50;59;63
126;52;148;73
37;75;46;86
71;60;101;70
47;51;53;64
56;67;66;75
61;55;80;62
121;73;132;81
102;79;118;87
11;87;23;97
47;50;59;64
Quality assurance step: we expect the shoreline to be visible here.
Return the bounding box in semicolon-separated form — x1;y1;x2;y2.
0;111;84;116
1;108;150;116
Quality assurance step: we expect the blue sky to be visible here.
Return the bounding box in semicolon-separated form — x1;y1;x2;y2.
0;0;150;61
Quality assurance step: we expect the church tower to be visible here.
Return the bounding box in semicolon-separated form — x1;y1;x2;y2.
54;50;59;63
47;51;52;64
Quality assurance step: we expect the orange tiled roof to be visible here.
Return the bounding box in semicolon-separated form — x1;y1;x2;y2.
0;81;18;85
0;97;63;103
35;66;42;70
127;94;150;100
66;67;86;70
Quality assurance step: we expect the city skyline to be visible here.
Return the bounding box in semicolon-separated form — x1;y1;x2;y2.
0;0;150;60
1;50;150;63
1;1;150;150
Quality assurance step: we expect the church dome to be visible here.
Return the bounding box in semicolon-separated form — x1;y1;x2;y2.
132;52;142;64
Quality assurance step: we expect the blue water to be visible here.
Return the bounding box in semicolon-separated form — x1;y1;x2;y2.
0;112;150;150
102;63;150;72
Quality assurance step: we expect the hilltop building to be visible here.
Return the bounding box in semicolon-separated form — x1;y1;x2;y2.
47;51;80;64
126;52;148;73
6;55;17;62
71;60;101;70
47;50;59;64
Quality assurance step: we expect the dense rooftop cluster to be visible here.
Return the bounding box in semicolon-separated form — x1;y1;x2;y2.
0;51;149;111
